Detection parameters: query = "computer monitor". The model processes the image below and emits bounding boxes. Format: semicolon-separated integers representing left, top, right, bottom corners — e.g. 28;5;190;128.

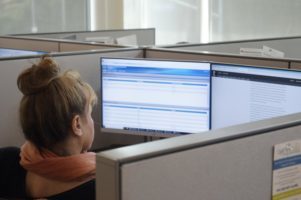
101;58;211;137
0;48;46;58
211;63;301;129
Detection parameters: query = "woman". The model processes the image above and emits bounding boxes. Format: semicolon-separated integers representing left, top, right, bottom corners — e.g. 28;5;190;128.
17;56;97;199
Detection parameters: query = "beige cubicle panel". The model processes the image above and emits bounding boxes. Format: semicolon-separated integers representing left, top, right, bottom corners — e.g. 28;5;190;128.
0;48;145;149
145;48;290;69
96;112;301;200
0;36;130;53
0;36;60;52
58;41;129;52
13;28;156;46
161;36;301;60
289;61;301;70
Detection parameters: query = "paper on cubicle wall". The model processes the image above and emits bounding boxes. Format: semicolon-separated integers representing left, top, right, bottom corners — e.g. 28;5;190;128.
85;36;115;44
115;34;138;46
240;47;263;57
262;45;285;58
240;46;284;58
272;139;301;200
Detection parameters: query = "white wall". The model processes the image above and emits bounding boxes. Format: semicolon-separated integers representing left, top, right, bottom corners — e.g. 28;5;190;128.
92;0;301;45
210;0;301;42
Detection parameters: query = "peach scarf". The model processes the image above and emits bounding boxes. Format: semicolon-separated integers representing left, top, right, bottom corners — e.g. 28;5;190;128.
20;142;96;182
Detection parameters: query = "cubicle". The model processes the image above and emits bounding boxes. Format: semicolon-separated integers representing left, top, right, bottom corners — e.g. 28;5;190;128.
2;32;301;199
161;36;301;60
95;48;301;199
96;112;301;200
0;36;60;52
145;48;291;68
12;28;156;46
1;45;299;149
0;36;130;53
290;61;301;70
0;47;145;149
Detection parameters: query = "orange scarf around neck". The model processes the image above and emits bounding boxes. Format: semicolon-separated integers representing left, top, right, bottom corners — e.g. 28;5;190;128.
20;141;96;182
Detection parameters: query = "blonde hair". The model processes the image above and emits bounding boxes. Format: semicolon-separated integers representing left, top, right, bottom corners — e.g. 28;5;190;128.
17;56;97;150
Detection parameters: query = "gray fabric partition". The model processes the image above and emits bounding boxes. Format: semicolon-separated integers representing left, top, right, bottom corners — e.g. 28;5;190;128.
0;48;144;149
58;42;127;52
13;28;156;46
0;36;128;53
290;61;301;70
145;48;290;68
96;112;301;200
0;36;60;52
161;37;301;60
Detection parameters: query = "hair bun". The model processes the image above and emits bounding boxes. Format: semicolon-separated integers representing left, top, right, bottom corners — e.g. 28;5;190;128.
17;56;60;95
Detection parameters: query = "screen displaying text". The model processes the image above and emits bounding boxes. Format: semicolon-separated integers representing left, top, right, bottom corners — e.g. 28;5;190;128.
101;58;211;136
212;64;301;129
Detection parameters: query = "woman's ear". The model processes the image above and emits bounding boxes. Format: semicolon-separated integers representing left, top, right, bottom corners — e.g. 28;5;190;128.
71;115;83;136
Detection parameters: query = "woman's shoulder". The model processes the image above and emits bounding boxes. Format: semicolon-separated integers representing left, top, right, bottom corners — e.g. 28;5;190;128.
47;179;95;200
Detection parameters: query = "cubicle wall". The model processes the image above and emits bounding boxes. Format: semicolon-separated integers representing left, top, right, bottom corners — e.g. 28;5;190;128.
13;28;156;46
162;36;301;60
0;48;145;149
96;112;301;200
1;46;297;149
0;36;129;53
145;48;290;68
290;61;301;70
0;36;60;52
58;41;128;52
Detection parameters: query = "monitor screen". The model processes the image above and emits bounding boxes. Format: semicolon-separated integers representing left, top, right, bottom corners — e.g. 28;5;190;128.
101;58;211;137
0;48;46;58
211;63;301;129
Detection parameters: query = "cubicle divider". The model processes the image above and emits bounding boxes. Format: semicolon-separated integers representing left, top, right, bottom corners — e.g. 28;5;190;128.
145;48;290;68
96;112;301;200
290;61;301;70
161;36;301;60
0;36;130;53
3;35;301;200
0;48;145;149
58;40;129;52
0;36;60;52
13;28;156;46
2;44;301;150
